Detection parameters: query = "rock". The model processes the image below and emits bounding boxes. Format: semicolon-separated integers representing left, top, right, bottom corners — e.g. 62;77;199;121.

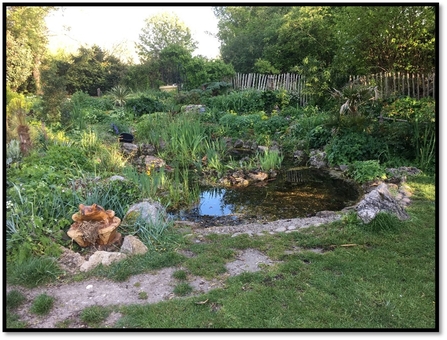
182;105;206;113
233;139;244;148
124;200;166;225
247;171;269;181
121;142;138;156
144;155;166;170
140;143;156;155
293;150;308;166
80;251;127;272
109;175;126;181
57;247;86;274
308;149;328;169
120;235;148;255
356;183;409;223
257;145;269;153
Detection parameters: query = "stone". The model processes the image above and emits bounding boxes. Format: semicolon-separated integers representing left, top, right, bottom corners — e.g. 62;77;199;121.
120;235;148;255
356;183;409;224
308;149;328;169
109;175;126;182
58;247;86;274
257;145;269;153
233;139;244;148
80;251;127;272
247;171;269;181
144;155;166;172
121;142;138;156
124;200;166;225
293;150;308;166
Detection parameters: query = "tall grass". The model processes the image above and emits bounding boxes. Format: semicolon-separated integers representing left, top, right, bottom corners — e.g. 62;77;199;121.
257;149;284;172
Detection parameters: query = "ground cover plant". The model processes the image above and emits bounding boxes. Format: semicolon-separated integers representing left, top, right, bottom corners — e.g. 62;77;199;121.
5;83;437;330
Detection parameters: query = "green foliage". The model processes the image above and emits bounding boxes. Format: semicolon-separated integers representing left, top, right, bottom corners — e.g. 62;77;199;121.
257;149;284;172
7;290;27;310
7;257;63;288
362;212;403;234
332;6;435;74
80;306;111;327
172;270;188;280
173;282;193;296
325;131;383;166
331;83;379;117
204;89;264;114
108;85;131;107
126;93;166;117
346;160;387;183
307;125;332;149
65;45;127;95
6;6;55;92
30;294;55;315
136;12;197;62
381;97;436;173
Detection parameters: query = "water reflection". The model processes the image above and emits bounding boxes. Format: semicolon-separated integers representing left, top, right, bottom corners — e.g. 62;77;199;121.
171;168;361;225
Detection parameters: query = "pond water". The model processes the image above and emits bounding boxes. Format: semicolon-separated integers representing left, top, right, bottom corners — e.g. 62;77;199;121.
170;168;361;227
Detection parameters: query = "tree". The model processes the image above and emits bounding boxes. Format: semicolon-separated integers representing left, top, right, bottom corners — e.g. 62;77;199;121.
332;6;436;74
214;6;290;73
6;6;55;93
136;12;197;62
64;45;127;95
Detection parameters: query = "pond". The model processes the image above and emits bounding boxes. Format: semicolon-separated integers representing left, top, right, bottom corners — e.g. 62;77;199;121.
170;167;361;227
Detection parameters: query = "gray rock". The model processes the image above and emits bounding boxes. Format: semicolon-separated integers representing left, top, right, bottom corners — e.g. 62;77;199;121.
308;149;328;169
356;183;409;224
109;175;126;181
120;235;148;255
233;139;244;148
124;200;166;224
121;143;138;156
293;150;308;166
80;251;127;272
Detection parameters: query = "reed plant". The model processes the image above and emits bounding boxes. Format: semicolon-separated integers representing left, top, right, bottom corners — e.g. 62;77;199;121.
257;149;284;172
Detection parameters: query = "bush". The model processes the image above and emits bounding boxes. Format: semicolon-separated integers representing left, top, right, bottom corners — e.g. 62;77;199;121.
325;131;382;166
126;94;165;117
346;160;387;183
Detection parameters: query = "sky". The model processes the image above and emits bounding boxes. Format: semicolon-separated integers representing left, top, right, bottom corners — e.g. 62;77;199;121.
45;5;221;63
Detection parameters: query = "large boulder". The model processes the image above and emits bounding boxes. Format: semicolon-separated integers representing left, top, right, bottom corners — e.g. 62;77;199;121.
123;200;166;225
356;183;409;223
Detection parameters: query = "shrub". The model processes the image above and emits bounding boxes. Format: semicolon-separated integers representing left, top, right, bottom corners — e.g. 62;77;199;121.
173;282;193;296
346;160;387;183
325;131;382;166
126;94;165;117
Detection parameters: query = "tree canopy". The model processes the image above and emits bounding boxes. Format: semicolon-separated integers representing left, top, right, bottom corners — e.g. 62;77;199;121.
6;6;55;92
136;12;198;62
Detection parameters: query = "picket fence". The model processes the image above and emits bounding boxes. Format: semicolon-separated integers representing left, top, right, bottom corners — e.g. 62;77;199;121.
232;72;436;104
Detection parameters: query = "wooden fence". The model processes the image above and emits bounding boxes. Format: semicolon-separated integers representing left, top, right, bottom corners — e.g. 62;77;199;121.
347;72;436;100
232;73;309;106
232;72;436;104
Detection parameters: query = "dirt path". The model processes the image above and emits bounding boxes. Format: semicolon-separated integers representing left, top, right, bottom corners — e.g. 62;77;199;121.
6;248;280;329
